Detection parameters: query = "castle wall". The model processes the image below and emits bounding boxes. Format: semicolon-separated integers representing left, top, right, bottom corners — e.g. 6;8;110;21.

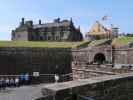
12;31;29;41
72;45;133;80
72;45;112;64
113;47;133;67
0;44;132;83
0;47;72;83
72;45;113;79
42;73;133;100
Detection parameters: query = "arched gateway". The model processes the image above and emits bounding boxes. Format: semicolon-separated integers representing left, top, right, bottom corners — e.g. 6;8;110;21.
94;53;106;64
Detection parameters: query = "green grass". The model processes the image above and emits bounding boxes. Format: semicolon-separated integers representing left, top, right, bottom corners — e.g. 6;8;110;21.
89;39;109;46
112;36;133;47
76;41;91;48
0;36;132;48
0;41;87;48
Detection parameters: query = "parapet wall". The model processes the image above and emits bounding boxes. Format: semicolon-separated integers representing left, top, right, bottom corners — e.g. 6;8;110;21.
42;72;133;100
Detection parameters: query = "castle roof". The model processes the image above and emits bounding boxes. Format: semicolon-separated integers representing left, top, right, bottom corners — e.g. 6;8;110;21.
88;21;110;35
33;20;71;29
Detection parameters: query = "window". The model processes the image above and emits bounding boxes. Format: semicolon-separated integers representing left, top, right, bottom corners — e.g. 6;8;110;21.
52;27;56;31
31;35;34;40
48;36;51;40
56;36;59;40
40;36;43;40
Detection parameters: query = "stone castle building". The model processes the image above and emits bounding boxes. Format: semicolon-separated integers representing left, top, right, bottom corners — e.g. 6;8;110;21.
0;18;132;84
12;18;83;41
86;21;119;40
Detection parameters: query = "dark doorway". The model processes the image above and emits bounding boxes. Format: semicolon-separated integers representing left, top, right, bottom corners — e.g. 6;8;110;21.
94;53;106;64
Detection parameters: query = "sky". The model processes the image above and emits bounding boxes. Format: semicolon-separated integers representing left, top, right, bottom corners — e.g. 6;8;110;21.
0;0;133;40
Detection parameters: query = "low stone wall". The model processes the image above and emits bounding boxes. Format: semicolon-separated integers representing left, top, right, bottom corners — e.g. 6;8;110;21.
72;63;133;80
113;48;133;66
42;73;133;100
72;63;115;80
0;47;72;83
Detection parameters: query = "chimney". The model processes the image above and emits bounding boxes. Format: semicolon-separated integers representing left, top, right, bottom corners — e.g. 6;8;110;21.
54;18;60;23
21;17;25;25
39;19;41;25
70;17;73;25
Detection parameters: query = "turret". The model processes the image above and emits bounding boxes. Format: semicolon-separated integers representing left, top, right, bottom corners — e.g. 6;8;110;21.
70;17;74;27
111;24;119;38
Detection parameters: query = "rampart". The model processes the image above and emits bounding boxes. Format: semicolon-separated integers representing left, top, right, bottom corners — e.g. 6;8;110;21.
0;47;72;83
42;72;133;100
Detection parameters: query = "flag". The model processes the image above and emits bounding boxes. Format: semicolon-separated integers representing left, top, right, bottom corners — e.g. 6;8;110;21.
102;15;108;21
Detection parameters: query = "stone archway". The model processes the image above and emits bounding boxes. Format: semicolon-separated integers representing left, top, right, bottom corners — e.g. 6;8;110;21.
94;53;106;64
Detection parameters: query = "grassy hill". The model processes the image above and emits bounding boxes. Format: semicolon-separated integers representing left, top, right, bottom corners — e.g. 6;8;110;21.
0;41;87;48
112;36;133;47
0;36;132;48
89;39;109;46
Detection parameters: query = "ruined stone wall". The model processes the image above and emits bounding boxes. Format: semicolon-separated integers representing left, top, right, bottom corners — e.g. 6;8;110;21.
0;47;72;83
